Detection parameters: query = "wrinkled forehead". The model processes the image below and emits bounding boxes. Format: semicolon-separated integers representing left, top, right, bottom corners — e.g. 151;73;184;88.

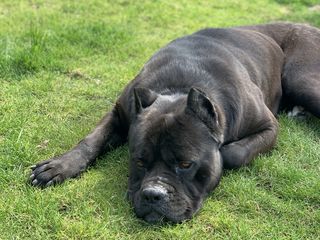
129;111;210;159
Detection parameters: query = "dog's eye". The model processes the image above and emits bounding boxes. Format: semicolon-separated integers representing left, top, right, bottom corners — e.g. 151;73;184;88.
136;159;144;168
178;161;193;169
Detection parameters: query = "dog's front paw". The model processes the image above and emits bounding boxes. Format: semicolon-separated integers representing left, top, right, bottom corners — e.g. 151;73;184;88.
220;142;249;169
29;152;88;188
29;158;68;187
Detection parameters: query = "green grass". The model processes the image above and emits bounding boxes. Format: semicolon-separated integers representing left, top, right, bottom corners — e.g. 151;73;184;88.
0;0;319;239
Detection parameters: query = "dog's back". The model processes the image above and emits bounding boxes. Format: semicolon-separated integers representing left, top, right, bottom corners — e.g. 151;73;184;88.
239;23;320;117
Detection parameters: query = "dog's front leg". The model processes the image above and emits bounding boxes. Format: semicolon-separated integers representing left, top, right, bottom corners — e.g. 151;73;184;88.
29;105;127;187
220;113;278;169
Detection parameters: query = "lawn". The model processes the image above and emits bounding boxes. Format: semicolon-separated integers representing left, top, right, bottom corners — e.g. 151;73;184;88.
0;0;319;239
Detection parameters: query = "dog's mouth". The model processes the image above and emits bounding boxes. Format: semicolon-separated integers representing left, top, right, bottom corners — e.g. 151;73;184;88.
135;199;195;224
140;208;193;224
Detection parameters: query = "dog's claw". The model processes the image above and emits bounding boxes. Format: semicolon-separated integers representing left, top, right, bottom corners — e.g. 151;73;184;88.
30;165;37;170
30;174;35;180
46;181;53;187
32;179;38;185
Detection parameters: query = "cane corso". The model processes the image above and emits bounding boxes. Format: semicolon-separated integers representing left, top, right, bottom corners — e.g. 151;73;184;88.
29;23;320;223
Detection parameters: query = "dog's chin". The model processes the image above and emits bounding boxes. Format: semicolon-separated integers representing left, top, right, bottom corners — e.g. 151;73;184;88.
143;211;166;224
136;205;195;224
141;211;190;224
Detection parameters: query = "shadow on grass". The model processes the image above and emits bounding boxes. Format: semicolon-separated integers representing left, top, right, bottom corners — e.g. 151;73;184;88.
275;1;320;26
0;21;134;80
294;116;320;137
274;0;318;5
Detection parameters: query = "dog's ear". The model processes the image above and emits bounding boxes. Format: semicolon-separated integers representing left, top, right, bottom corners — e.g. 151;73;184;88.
186;87;219;129
134;87;158;114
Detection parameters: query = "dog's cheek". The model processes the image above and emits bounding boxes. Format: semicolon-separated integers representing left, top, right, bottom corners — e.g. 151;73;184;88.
195;156;222;193
128;168;147;196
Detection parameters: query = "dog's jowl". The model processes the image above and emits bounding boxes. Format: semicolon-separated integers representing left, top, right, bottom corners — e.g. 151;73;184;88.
30;23;320;223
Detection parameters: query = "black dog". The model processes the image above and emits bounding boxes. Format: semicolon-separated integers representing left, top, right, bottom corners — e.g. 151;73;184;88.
30;23;320;223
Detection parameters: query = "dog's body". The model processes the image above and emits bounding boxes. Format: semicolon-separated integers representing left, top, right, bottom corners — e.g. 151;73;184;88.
30;23;320;223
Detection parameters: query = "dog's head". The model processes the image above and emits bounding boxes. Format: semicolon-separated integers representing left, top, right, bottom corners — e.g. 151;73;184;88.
127;87;224;223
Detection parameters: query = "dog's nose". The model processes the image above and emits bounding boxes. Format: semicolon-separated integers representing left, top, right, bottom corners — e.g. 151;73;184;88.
141;186;167;204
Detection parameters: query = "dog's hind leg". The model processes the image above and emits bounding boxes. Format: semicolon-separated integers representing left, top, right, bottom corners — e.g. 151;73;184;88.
29;103;128;187
281;24;320;118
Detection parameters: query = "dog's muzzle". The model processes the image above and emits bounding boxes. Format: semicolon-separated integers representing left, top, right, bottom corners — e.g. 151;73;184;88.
141;185;169;205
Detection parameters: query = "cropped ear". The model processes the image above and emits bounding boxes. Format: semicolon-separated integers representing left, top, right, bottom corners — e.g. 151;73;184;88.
186;87;219;129
134;87;158;114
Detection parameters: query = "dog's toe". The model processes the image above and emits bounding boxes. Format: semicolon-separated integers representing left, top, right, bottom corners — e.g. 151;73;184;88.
29;159;66;187
32;179;38;186
287;106;310;119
